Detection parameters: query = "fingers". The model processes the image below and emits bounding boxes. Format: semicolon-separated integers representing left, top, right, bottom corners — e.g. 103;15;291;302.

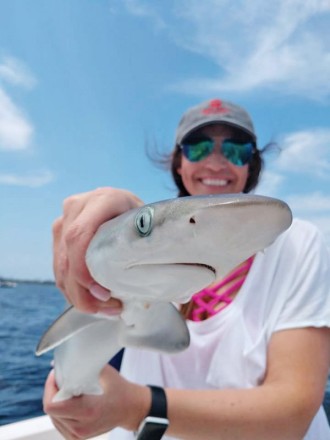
44;365;148;438
43;370;77;419
43;369;58;406
53;217;68;296
50;419;79;440
53;214;97;312
44;371;87;439
52;187;143;313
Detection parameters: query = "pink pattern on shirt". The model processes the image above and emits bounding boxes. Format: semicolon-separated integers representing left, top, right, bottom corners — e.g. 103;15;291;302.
191;256;254;321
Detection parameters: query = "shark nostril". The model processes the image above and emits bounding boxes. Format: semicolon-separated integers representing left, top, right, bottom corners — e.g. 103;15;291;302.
189;217;196;224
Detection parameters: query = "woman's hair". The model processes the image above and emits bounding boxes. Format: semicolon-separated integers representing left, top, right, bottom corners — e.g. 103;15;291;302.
150;125;272;197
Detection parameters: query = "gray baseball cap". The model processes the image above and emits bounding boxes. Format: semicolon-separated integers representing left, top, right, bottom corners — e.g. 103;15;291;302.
175;98;256;145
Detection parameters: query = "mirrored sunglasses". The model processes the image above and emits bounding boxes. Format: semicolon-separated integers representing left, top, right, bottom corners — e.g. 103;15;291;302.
180;137;254;166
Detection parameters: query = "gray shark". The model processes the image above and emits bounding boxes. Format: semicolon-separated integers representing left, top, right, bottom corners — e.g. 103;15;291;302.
36;194;292;401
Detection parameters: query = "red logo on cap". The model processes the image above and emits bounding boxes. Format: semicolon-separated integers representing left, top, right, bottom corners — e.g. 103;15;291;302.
202;99;229;115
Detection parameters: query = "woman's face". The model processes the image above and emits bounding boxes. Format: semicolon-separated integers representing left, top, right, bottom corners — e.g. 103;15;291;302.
177;124;250;196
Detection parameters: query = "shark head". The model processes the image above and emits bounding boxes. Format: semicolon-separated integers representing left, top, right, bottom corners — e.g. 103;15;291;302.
86;194;292;303
37;194;292;402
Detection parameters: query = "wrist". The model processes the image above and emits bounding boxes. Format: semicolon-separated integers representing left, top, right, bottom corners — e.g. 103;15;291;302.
121;383;151;431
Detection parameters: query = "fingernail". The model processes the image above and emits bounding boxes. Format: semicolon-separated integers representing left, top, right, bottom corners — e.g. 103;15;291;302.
100;307;122;316
89;283;112;302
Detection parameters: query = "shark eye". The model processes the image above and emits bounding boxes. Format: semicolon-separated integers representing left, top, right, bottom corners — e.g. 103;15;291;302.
135;207;154;237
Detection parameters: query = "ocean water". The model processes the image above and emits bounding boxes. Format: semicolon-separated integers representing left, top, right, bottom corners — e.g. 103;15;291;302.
0;283;66;426
0;283;329;427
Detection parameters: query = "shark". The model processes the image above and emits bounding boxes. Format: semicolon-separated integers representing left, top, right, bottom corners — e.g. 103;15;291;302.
36;194;292;402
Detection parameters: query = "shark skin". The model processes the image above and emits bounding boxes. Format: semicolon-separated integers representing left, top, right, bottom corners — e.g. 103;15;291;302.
37;302;189;402
36;194;292;402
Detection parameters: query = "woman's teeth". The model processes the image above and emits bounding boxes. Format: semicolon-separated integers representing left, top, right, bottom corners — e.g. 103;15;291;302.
202;178;228;187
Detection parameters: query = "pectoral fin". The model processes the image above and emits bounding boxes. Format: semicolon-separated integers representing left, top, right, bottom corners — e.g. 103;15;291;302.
36;306;108;355
122;302;190;353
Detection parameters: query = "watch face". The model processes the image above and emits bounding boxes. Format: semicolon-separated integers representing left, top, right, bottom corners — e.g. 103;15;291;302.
136;417;169;440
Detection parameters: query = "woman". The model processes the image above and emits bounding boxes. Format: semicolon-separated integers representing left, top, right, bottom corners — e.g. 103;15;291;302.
44;99;330;440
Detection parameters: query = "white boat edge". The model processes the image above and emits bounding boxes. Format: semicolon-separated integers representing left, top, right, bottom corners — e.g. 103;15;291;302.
0;415;109;440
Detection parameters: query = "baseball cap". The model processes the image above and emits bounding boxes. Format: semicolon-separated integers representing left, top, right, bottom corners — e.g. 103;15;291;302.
175;98;256;145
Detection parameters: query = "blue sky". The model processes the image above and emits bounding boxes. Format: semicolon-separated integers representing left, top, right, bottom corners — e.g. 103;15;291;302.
1;0;330;280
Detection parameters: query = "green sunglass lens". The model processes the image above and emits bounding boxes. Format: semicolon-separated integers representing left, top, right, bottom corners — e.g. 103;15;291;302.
182;140;214;162
222;141;253;166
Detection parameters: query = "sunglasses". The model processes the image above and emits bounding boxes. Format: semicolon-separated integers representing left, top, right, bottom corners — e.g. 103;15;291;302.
180;136;254;166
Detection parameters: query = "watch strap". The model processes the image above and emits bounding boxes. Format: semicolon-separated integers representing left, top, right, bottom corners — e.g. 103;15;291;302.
148;385;167;418
135;385;169;439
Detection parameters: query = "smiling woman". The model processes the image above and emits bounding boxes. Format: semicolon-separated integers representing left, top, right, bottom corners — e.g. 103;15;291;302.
42;98;330;440
165;99;266;197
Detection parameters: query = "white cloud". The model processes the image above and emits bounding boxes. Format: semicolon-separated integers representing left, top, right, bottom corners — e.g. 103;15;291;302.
286;192;330;214
0;57;35;151
0;89;34;150
255;170;285;196
255;128;330;198
175;0;330;98
0;56;36;88
0;58;53;190
286;193;330;247
120;0;166;30
0;170;54;187
122;0;330;99
276;129;330;178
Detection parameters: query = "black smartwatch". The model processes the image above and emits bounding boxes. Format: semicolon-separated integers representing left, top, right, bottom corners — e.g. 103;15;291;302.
136;385;169;440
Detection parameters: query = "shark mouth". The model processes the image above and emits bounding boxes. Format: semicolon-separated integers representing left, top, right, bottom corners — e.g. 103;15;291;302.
88;261;218;305
127;262;216;274
175;262;216;275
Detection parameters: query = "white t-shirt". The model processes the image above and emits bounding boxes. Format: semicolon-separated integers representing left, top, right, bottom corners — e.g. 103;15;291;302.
109;219;330;440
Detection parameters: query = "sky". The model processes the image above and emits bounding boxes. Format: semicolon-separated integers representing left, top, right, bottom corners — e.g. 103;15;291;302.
0;0;330;280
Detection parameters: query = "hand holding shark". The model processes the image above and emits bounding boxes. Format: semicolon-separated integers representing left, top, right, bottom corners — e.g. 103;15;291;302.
52;187;143;314
37;194;292;402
